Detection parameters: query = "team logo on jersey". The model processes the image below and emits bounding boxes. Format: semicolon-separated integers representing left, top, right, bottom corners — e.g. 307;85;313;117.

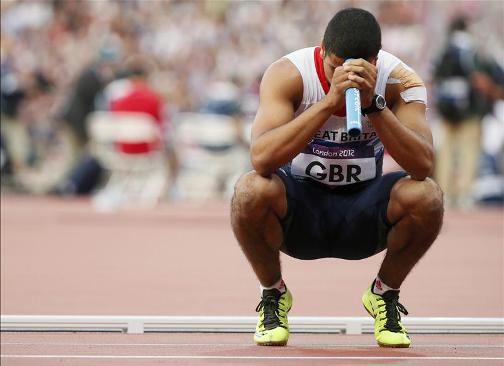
292;140;379;185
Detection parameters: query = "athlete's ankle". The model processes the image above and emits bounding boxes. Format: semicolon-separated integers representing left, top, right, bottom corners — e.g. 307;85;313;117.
372;276;399;296
260;278;286;295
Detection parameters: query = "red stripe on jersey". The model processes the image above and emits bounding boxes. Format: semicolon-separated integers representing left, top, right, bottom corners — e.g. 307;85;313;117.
314;47;330;94
314;46;346;117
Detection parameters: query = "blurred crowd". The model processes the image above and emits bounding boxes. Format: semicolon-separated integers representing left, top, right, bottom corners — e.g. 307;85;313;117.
1;0;503;209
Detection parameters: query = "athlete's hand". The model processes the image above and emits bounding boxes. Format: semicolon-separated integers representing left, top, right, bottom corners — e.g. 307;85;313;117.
322;66;360;112
343;59;377;109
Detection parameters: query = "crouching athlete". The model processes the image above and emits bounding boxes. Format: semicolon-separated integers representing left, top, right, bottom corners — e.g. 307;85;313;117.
231;7;444;348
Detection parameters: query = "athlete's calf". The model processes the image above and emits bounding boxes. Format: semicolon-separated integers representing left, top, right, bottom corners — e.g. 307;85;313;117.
379;177;444;288
230;171;287;287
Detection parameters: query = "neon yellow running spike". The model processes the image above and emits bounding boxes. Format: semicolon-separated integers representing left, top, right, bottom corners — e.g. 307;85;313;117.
254;288;292;346
362;284;411;348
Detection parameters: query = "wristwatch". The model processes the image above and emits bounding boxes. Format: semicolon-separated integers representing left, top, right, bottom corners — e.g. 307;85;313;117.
362;94;386;116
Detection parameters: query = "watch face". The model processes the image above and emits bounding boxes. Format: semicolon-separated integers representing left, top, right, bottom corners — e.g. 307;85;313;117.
376;95;386;109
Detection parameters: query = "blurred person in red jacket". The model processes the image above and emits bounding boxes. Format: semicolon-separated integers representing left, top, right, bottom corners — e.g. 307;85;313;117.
109;72;162;153
103;55;178;194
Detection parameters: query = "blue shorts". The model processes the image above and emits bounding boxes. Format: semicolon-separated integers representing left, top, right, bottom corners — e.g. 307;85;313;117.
275;165;407;260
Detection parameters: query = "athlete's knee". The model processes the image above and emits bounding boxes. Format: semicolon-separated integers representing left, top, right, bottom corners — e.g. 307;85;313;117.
415;178;443;217
394;177;444;218
231;171;282;220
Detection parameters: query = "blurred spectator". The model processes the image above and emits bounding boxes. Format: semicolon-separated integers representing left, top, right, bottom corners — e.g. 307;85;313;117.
377;1;426;74
83;55;178;210
1;48;56;191
1;0;503;203
108;57;163;152
107;54;178;188
0;133;13;180
49;44;122;197
471;58;504;206
58;43;121;160
173;80;249;201
432;16;488;208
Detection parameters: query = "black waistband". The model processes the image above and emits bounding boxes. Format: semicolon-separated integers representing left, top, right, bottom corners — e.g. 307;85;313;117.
298;176;376;193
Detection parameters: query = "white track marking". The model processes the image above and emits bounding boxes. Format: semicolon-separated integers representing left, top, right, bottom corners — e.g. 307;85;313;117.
1;355;504;360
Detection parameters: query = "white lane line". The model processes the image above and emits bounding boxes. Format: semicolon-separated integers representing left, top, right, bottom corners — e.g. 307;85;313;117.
1;342;504;348
1;355;504;360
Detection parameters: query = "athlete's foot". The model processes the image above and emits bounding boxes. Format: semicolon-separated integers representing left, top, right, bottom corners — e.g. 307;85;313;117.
362;284;411;348
254;288;292;346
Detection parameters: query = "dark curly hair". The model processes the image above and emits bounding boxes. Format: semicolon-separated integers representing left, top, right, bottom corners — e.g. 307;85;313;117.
323;8;382;60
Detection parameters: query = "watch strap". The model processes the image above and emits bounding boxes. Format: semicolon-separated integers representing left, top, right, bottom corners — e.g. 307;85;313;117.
362;94;384;115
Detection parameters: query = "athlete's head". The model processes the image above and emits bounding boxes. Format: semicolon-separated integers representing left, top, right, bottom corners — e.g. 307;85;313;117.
323;8;381;60
320;7;381;82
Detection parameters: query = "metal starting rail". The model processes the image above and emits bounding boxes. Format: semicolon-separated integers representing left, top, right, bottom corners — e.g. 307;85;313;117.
2;315;503;334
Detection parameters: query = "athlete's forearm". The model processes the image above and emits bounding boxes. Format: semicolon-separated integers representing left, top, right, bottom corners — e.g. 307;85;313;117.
369;108;434;180
251;100;334;177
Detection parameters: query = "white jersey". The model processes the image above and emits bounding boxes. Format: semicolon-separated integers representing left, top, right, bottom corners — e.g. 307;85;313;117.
283;47;407;186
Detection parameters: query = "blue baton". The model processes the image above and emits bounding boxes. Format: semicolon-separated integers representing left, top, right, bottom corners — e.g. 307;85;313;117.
345;59;362;137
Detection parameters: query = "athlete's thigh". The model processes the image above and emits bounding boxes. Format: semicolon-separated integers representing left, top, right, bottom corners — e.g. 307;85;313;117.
333;171;407;259
234;170;288;219
274;166;335;260
386;174;442;224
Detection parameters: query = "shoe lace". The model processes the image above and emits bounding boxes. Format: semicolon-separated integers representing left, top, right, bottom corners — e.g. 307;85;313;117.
255;295;281;330
380;292;409;333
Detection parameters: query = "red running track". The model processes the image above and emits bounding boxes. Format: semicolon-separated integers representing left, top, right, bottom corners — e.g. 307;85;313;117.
1;195;503;317
1;332;503;366
1;195;503;366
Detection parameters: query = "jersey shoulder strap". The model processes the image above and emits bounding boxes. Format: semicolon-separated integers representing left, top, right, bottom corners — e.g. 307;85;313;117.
376;50;401;96
283;47;323;105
